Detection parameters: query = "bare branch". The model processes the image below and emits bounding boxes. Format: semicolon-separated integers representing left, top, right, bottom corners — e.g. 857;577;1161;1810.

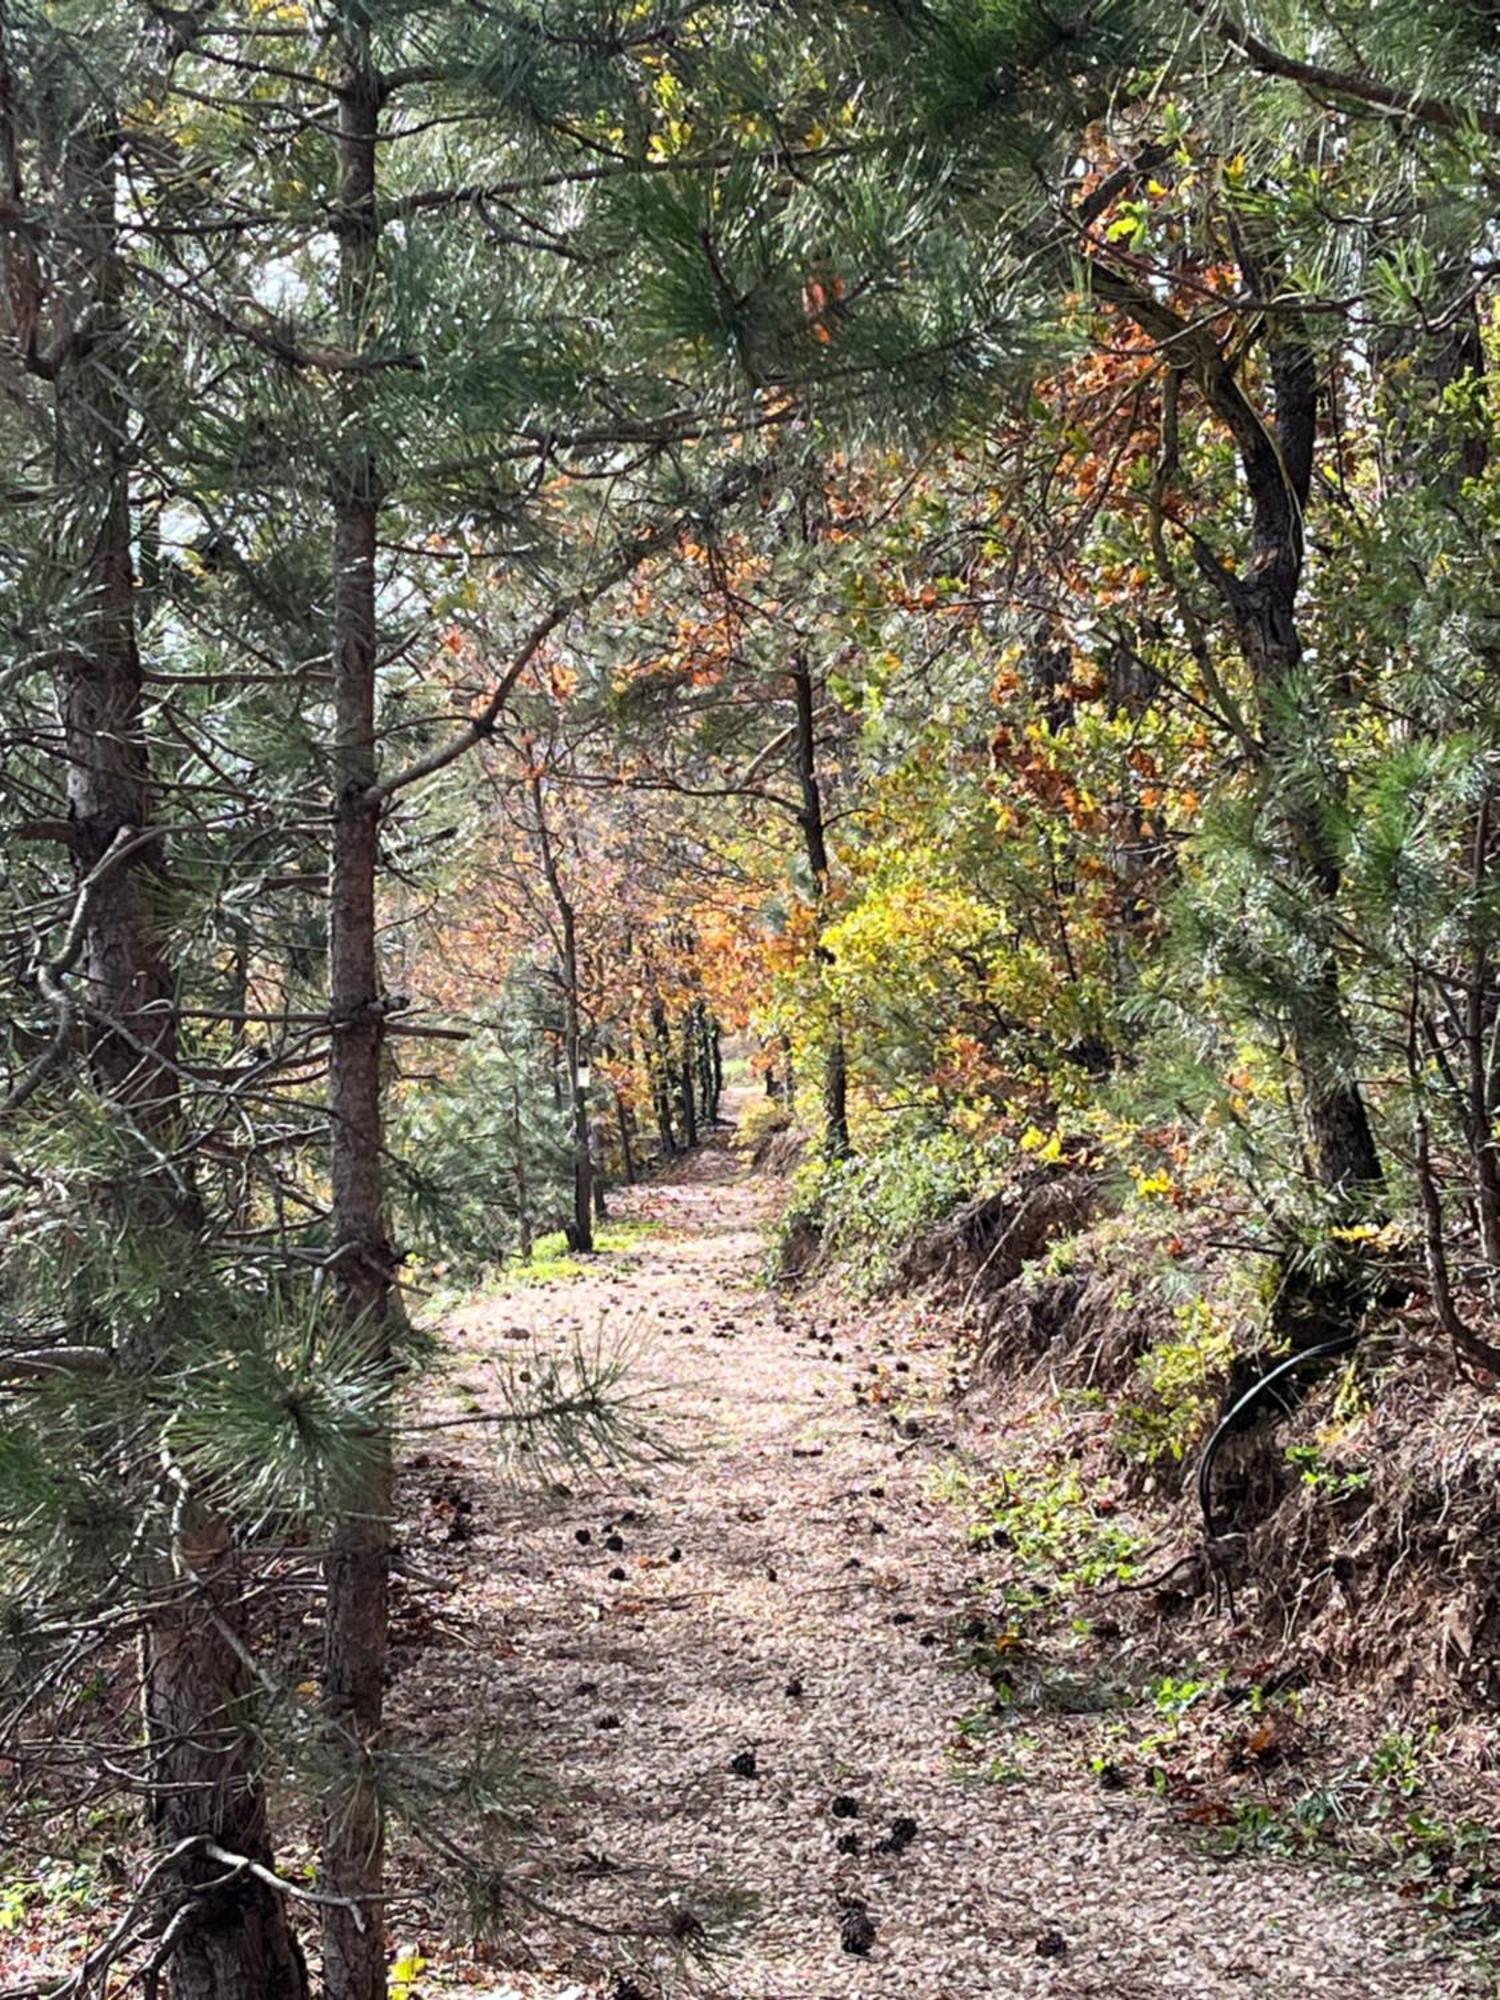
366;462;770;806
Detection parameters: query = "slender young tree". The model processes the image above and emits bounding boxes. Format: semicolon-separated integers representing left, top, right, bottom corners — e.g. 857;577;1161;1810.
790;649;851;1159
525;755;594;1252
319;12;394;1993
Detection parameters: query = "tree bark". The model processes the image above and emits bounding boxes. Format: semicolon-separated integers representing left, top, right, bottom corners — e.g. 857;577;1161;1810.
321;26;393;2000
567;946;593;1249
678;1011;699;1150
1218;327;1382;1198
530;767;592;1250
707;1012;723;1123
512;1079;533;1258
649;994;678;1156
143;1532;310;2000
790;652;850;1160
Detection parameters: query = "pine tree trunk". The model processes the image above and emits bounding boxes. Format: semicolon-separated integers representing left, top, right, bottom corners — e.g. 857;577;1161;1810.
790;653;850;1160
1095;251;1381;1206
679;1013;698;1150
142;1527;310;2000
567;941;593;1250
530;769;592;1250
512;1081;534;1258
650;995;678;1156
1229;336;1381;1199
49;103;306;2000
322;31;392;2000
1236;577;1382;1196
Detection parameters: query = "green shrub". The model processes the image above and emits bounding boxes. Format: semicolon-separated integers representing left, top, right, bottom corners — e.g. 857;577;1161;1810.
786;1126;1001;1290
1114;1296;1235;1466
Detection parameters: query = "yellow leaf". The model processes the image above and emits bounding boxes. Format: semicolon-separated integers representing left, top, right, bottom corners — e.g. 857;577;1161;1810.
389;1945;427;1999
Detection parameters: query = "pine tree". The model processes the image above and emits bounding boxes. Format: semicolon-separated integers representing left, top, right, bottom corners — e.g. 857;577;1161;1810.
0;9;312;1992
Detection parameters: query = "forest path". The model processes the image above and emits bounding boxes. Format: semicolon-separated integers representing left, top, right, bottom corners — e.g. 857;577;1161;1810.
399;1097;1485;2000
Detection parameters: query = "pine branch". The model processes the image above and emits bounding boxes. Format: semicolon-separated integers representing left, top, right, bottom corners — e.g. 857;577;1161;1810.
366;460;771;806
133;264;423;375
386;142;864;221
408;1334;676;1472
0;1346;113;1381
1184;0;1500;141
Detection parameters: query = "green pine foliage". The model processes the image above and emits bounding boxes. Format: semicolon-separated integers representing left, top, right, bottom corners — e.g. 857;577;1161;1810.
390;988;574;1277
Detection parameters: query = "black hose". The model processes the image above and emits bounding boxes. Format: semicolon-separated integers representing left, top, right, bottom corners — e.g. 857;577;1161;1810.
1196;1334;1362;1540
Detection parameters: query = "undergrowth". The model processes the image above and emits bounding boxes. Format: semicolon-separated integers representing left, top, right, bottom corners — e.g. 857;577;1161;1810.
1194;1730;1500;1941
955;1462;1148;1589
421;1221;662;1316
772;1126;1008;1290
1113;1297;1237;1466
503;1221;661;1286
736;1094;794;1157
940;1443;1500;1947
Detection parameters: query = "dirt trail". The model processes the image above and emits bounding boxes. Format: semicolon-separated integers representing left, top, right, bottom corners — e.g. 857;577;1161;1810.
398;1103;1487;2000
